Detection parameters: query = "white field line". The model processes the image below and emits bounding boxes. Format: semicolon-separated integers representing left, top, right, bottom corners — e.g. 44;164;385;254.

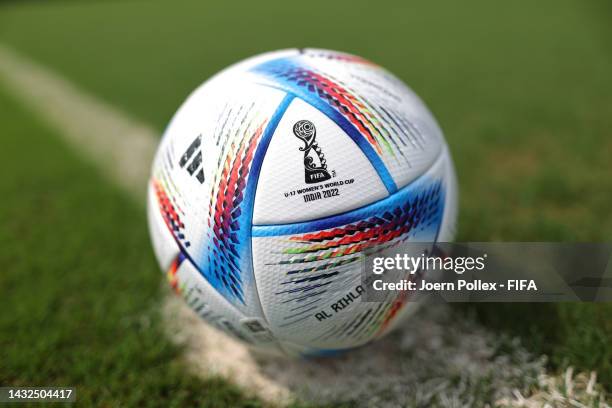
0;45;155;201
0;43;607;407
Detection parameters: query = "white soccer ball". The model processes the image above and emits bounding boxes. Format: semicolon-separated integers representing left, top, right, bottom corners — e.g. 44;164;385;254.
147;49;458;356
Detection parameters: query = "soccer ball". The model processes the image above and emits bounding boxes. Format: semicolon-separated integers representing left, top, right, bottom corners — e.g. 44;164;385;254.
147;49;457;356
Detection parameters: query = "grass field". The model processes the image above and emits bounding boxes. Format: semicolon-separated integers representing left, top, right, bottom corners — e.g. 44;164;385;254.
0;0;611;405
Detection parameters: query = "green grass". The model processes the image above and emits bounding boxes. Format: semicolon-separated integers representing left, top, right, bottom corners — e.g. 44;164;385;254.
0;87;263;406
1;0;611;396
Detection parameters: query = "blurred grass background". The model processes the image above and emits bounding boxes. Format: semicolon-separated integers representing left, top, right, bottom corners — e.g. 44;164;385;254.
1;0;611;401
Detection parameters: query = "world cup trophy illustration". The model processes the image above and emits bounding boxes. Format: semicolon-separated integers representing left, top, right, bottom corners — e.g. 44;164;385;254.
293;120;332;184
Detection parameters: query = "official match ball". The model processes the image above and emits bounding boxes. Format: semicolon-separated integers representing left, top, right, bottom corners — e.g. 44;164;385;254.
147;49;458;356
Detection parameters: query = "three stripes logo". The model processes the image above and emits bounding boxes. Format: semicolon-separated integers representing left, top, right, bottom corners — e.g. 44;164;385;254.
179;135;205;184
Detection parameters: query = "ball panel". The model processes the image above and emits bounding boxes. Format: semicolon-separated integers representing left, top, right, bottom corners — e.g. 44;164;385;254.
253;97;389;225
251;151;451;350
150;79;286;317
166;251;281;351
148;157;283;353
249;49;444;192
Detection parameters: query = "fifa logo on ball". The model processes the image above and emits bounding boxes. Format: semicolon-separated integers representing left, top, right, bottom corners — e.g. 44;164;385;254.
293;120;332;184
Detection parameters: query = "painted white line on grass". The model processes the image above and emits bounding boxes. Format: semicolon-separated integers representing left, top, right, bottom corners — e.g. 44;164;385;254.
0;43;607;407
0;45;156;200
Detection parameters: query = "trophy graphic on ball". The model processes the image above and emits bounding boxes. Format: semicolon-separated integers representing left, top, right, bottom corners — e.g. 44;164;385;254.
293;120;332;184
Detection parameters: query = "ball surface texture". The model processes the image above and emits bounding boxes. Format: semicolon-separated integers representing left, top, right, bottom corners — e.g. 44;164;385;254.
148;49;458;356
